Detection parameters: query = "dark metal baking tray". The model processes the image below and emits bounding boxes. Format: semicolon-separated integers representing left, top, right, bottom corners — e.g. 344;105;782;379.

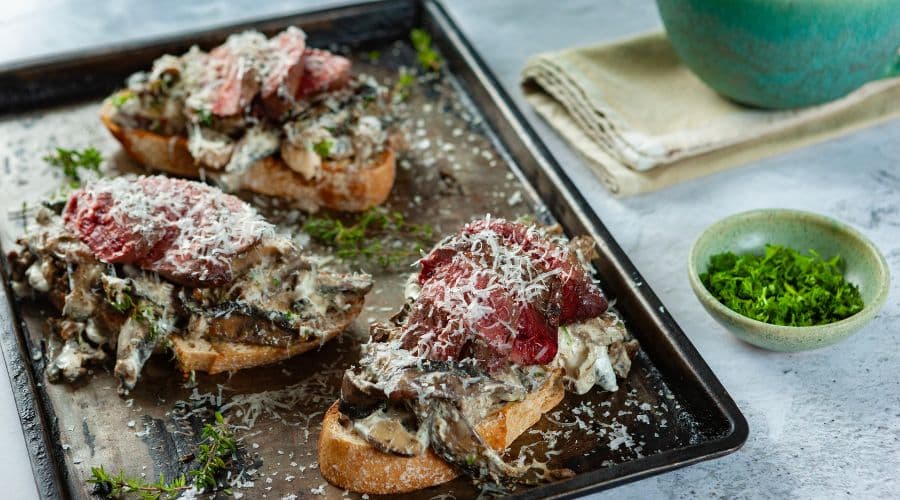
0;1;747;498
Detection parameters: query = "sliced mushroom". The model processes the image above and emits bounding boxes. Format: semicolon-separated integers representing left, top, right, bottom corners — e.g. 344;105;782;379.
280;141;322;181
352;405;428;457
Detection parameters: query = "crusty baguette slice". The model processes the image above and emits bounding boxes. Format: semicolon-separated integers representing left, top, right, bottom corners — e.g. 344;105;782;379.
169;297;364;374
318;368;564;494
169;330;339;375
100;102;396;213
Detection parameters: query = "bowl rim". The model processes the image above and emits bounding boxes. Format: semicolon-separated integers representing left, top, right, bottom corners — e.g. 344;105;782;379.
687;208;891;336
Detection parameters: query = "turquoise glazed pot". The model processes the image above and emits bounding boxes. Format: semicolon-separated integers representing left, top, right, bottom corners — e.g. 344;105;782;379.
656;0;900;109
688;209;890;352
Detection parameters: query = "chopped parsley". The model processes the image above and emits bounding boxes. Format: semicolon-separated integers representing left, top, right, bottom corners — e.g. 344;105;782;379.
313;138;334;158
700;244;864;326
43;147;103;188
303;207;434;269
410;28;442;71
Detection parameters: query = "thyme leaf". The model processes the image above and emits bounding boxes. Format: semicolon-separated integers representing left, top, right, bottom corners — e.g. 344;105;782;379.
313;138;333;158
392;69;416;101
410;28;442;71
88;412;238;499
43;147;103;188
197;108;213;127
111;91;135;108
303;207;434;269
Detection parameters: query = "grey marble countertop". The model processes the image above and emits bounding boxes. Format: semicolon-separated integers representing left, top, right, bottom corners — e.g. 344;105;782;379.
0;1;897;498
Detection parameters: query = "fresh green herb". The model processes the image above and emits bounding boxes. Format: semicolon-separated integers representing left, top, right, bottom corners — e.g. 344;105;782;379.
516;214;537;225
367;50;382;62
313;138;334;158
197;108;213;127
303;207;434;269
392;70;416;101
43;147;103;188
88;466;188;500
560;325;573;344
191;412;238;491
133;303;163;340
700;244;865;327
410;28;442;71
466;454;477;466
111;91;135;108
271;277;281;287
107;291;134;314
88;413;237;499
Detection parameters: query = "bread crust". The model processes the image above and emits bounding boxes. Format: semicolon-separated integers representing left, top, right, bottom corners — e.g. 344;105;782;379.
100;102;396;213
318;369;564;494
169;297;364;374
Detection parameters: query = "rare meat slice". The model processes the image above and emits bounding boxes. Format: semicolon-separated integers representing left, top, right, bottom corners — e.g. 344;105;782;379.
259;27;307;118
402;217;606;367
261;27;307;99
192;29;348;120
206;40;262;117
420;218;607;324
298;48;351;97
64;176;273;287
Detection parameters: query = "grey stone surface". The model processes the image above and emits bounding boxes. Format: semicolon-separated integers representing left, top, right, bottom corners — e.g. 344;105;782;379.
0;1;897;498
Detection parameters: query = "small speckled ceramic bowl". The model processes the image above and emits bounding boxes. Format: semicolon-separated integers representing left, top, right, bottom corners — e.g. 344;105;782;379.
688;209;890;352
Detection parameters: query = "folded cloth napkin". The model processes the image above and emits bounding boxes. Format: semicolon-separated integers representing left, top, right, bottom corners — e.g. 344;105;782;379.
521;32;900;196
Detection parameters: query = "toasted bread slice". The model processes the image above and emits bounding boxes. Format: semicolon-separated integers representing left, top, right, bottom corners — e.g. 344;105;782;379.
169;330;337;375
318;369;564;494
170;299;364;374
100;102;396;213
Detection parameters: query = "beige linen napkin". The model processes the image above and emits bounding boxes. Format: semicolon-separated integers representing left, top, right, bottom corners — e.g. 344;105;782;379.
521;32;900;196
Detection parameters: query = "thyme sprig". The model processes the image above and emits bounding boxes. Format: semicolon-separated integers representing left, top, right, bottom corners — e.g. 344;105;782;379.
43;146;103;188
410;28;442;71
88;413;238;499
303;207;433;268
88;467;188;500
392;69;416;101
191;412;238;491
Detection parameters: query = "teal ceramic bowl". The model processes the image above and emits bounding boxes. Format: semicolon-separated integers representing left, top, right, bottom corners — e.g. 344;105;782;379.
656;0;900;109
688;209;890;351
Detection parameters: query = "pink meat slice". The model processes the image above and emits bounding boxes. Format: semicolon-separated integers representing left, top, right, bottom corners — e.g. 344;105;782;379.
459;218;608;324
297;48;351;97
402;218;606;367
206;45;261;117
64;176;272;287
261;27;307;99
